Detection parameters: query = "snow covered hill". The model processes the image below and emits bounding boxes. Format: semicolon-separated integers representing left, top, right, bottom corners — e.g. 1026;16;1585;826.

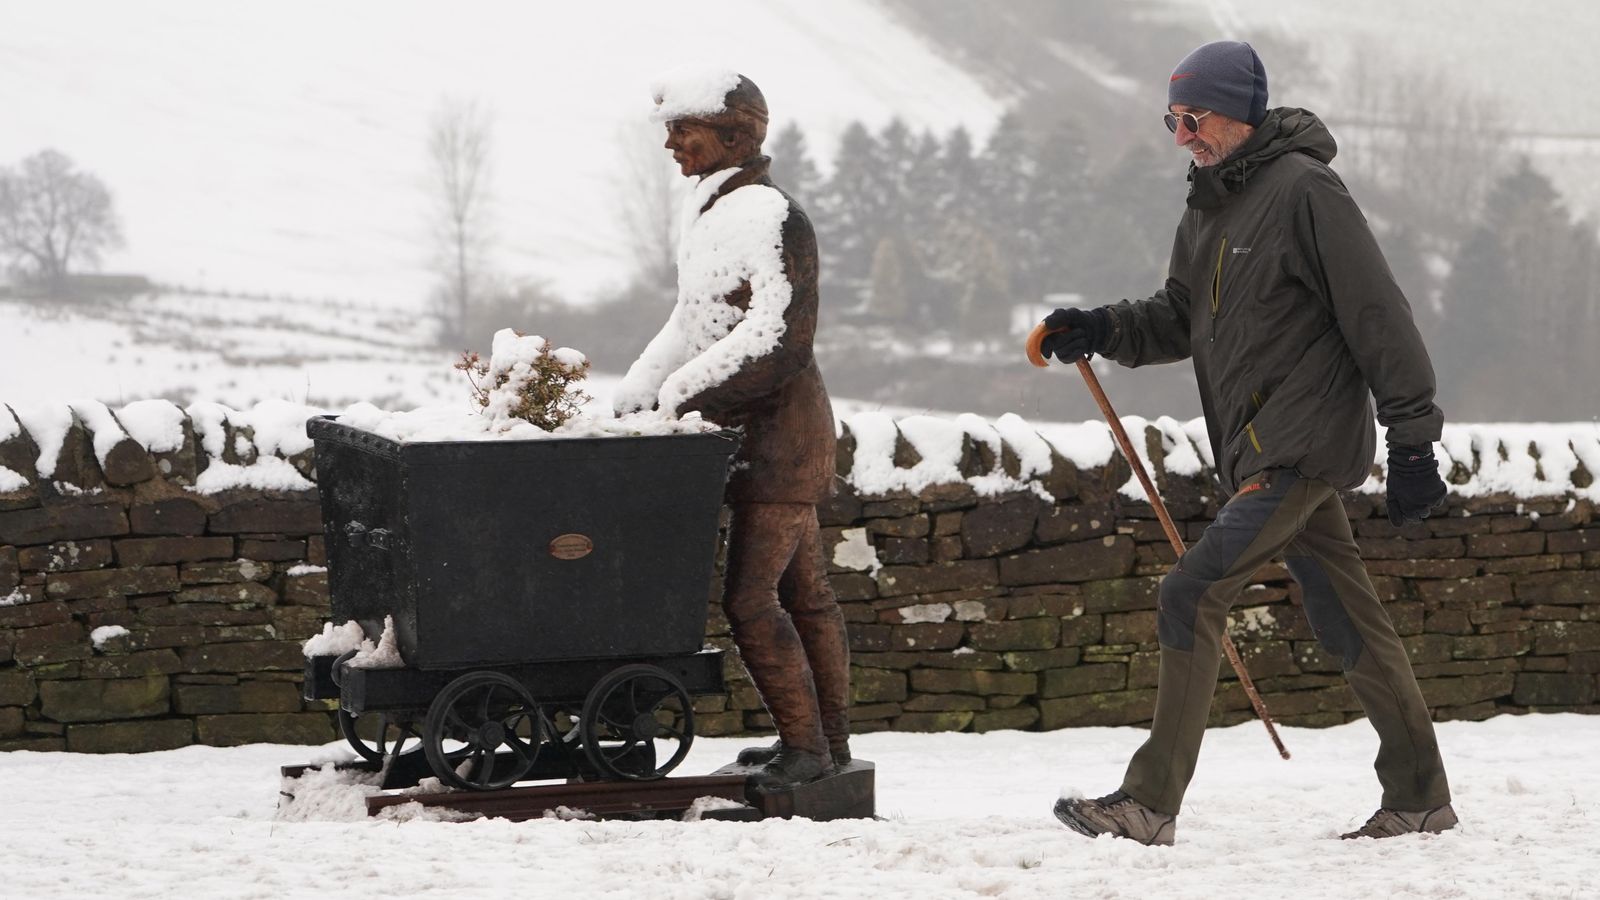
0;0;1001;309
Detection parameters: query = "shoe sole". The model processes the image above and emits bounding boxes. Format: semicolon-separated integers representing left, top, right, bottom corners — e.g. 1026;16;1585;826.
1052;802;1102;839
1053;800;1175;846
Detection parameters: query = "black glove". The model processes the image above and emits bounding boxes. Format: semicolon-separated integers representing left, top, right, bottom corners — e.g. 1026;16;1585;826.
1038;307;1112;363
1386;444;1447;526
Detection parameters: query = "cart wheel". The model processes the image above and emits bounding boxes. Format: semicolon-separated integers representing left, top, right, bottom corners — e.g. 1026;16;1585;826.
423;671;545;791
336;708;423;763
580;664;695;781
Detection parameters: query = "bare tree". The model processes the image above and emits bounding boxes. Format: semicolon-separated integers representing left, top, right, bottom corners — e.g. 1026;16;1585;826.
429;97;495;346
0;149;123;290
615;118;685;294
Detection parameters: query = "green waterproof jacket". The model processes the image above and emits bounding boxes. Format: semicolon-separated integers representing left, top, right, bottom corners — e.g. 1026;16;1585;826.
1102;107;1443;493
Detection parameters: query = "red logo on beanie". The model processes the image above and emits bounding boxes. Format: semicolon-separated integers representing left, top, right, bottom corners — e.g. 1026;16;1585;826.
1171;73;1195;81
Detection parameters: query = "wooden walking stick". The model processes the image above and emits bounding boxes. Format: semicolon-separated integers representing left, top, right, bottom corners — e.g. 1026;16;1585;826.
1026;323;1291;760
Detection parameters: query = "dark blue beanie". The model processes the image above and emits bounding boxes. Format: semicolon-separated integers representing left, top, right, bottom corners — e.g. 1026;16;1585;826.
1168;41;1268;126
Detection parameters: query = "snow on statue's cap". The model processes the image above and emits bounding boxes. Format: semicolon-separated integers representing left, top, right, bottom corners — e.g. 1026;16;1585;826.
650;66;765;124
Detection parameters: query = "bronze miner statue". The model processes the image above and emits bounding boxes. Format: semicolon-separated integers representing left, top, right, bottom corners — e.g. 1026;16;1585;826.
614;69;850;789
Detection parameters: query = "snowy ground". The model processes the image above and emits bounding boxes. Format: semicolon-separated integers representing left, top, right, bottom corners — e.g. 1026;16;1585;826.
2;715;1595;899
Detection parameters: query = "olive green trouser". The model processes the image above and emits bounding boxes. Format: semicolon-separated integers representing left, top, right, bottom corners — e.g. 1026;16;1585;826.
1121;469;1452;816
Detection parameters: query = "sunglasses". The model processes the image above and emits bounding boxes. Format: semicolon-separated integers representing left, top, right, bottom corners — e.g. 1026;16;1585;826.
1163;109;1214;134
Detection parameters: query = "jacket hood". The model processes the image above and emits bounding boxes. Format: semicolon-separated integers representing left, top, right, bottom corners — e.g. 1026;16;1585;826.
1186;107;1336;209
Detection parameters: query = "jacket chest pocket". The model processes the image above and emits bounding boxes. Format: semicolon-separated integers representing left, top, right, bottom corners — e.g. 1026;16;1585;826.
1205;235;1264;325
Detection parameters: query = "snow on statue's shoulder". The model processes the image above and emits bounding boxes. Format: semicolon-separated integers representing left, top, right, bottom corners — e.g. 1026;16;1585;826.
649;65;741;122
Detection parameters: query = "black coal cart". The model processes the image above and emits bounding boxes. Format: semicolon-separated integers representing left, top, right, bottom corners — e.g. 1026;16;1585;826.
300;417;741;791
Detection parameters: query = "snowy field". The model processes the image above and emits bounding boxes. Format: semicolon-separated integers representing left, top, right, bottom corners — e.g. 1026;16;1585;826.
2;715;1595;899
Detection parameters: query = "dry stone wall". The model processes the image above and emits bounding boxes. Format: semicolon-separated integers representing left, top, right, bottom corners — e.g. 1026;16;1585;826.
2;401;1598;752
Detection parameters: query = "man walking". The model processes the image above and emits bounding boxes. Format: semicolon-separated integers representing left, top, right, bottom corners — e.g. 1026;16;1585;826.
1041;41;1455;845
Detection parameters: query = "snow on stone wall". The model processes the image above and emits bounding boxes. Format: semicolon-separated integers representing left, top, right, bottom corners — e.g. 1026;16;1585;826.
1;399;1598;507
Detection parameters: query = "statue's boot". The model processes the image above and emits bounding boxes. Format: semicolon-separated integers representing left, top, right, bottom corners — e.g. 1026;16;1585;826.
736;607;851;766
734;609;831;789
737;536;853;767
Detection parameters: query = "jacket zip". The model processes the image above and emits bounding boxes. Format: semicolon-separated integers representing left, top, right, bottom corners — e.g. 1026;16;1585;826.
1209;235;1228;341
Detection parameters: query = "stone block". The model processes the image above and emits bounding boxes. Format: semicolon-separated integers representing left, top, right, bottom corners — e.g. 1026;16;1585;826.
1128;651;1160;688
1035;502;1115;546
972;707;1040;733
850;668;907;704
0;669;35;705
130;495;209;536
1452;632;1531;660
0;706;22;738
879;537;928;565
13;622;91;664
1433;702;1500;722
172;583;278;607
238;538;308;561
1424;608;1473;635
1414;576;1513;605
282;572;329;606
816;483;862;527
1533;621;1600;655
1001;647;1082;672
968;618;1059;652
0;735;65;751
38;675;170;722
1404;634;1456;665
1000;535;1135;586
829;573;878;602
1513;673;1596;707
114;536;235;567
66;719;194;753
1039;663;1126;698
0;598;71;628
876;560;997;598
1103;610;1157;646
195;712;335;746
139;605;271;627
694;711;745;736
866;514;929;539
1417;674;1515;708
847;703;902;722
903;694;985;712
17;540;113;573
45;567;179;601
180;559;273;585
889;623;964;651
1080;577;1160;613
1467;532;1545;558
891;711;973;732
1365;559;1481;579
1483;556;1562;575
178;640;306;673
1514;571;1600;605
1037;690;1156;728
1004;592;1078;619
1059;614;1105;647
1546;528;1600;554
207;494;323;535
1355;537;1464;560
0;501;128;545
960;496;1042;558
80;649;185;678
174;681;304;715
846;624;891;653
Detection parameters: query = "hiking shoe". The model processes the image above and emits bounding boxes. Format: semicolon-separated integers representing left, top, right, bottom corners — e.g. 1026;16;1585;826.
1053;790;1176;846
747;747;831;790
736;739;852;767
1341;804;1458;839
